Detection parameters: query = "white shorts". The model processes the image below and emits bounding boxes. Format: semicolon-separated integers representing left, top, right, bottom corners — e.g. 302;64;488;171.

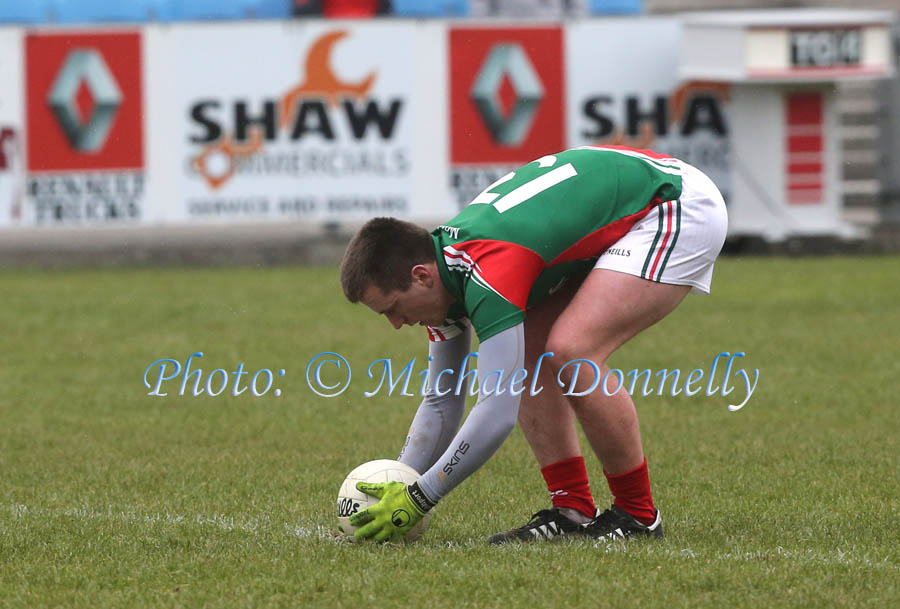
594;162;728;294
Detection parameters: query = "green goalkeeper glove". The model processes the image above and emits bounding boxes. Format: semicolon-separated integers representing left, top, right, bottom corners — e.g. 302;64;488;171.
350;481;431;542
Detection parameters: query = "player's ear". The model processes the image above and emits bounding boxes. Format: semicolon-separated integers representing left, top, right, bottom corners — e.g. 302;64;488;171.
410;264;432;286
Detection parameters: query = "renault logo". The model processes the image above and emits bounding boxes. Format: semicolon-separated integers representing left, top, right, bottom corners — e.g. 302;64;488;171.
470;44;544;146
47;50;123;152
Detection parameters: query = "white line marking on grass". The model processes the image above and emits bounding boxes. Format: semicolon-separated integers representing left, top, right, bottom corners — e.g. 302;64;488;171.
6;503;900;567
594;540;898;570
5;503;336;541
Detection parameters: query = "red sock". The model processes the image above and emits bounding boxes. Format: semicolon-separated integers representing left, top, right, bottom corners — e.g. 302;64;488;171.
604;457;656;526
540;456;596;519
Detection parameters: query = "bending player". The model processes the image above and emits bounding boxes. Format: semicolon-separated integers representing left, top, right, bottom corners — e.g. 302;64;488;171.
340;146;727;543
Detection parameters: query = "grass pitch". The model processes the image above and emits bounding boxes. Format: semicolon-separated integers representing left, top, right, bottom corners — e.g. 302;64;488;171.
1;257;898;608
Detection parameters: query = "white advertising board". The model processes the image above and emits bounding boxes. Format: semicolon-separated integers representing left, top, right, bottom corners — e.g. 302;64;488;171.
565;18;733;203
172;20;449;225
3;14;888;240
0;28;24;228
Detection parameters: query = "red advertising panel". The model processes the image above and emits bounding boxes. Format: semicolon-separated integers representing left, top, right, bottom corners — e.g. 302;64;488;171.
26;32;143;172
450;27;564;164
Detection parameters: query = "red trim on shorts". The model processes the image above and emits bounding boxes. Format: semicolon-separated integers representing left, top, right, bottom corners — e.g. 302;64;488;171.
648;200;674;281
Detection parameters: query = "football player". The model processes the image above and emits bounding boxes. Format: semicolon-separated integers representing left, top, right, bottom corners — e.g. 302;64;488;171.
340;146;727;543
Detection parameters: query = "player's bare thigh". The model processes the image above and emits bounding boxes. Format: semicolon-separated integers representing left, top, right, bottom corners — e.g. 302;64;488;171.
519;278;585;465
523;277;585;367
546;269;690;376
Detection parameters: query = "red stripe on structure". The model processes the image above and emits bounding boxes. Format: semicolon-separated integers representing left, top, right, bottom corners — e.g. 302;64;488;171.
549;199;659;266
788;162;822;174
787;93;823;123
787;135;822;153
432;327;446;341
789;190;823;204
749;66;887;80
648;201;673;281
785;92;824;205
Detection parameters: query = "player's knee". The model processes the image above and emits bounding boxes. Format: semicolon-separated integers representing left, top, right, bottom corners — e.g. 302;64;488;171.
544;333;606;371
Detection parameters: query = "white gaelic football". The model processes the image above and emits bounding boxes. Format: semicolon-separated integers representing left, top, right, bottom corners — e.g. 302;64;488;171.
336;459;432;542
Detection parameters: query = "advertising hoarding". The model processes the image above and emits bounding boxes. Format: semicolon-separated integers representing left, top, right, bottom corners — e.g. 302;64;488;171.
174;22;441;224
24;31;145;225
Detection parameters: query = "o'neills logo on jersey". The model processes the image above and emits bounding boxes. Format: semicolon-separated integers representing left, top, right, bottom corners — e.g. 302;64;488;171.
187;30;408;190
25;32;144;225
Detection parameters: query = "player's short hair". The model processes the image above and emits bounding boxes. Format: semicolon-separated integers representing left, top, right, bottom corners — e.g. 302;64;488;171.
340;217;435;302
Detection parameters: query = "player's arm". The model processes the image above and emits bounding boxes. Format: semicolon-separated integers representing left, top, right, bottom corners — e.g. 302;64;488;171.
351;323;525;541
414;323;524;504
397;322;472;476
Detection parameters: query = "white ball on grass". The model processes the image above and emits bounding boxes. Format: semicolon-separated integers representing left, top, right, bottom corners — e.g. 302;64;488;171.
336;459;432;542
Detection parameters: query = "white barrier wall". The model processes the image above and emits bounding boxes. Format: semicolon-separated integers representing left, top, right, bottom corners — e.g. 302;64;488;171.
1;19;733;230
0;28;24;228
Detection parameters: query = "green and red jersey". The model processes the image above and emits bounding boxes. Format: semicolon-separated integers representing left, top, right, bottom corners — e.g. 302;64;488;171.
429;145;683;342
